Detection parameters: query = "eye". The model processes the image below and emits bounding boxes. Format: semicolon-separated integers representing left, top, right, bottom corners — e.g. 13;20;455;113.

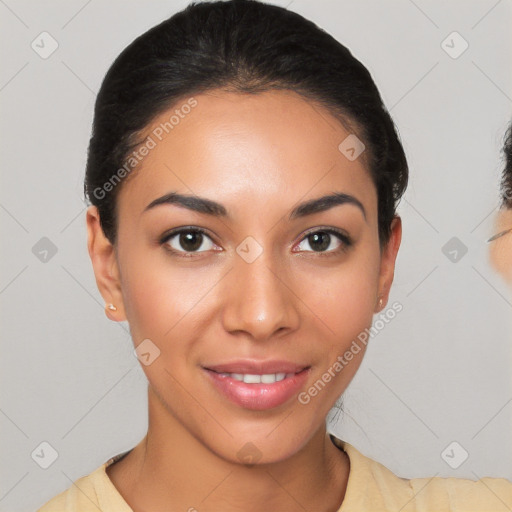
160;227;218;255
294;228;352;254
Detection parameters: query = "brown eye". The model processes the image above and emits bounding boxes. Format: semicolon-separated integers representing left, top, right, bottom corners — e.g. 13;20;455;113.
162;228;216;253
306;232;331;252
295;228;352;254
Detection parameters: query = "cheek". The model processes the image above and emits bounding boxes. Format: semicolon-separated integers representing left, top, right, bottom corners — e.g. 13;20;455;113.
118;246;190;342
118;245;223;345
302;253;380;338
489;210;512;284
297;249;380;395
490;239;512;284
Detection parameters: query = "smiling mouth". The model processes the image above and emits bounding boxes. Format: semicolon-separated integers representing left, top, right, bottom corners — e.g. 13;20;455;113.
208;370;306;384
203;366;311;410
204;360;310;375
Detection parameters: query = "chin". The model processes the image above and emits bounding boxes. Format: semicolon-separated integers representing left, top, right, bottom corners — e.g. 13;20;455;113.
201;426;315;466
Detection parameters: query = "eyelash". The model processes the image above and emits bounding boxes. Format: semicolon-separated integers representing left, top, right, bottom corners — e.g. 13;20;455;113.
159;226;353;258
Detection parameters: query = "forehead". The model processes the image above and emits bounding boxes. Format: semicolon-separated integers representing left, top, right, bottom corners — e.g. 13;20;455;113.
117;89;376;218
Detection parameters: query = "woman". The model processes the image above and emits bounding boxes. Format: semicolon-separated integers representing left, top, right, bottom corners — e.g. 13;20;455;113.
38;1;512;510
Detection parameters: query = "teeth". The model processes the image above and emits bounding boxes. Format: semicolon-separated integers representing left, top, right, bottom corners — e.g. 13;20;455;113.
219;372;292;383
243;374;261;384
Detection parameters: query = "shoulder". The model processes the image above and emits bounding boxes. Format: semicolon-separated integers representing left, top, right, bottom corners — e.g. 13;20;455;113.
333;436;512;512
407;472;512;512
37;451;133;512
37;465;106;512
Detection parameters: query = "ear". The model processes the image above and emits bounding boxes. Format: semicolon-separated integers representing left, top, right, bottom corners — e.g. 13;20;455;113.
86;205;126;321
375;216;402;312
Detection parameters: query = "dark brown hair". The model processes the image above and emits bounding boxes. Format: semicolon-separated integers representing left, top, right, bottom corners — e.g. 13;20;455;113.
84;0;408;245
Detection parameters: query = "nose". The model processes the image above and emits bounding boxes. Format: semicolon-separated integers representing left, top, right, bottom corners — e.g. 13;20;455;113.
221;250;300;341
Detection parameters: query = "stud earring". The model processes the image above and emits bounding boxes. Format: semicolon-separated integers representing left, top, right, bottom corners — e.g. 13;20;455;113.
377;297;383;310
106;303;117;311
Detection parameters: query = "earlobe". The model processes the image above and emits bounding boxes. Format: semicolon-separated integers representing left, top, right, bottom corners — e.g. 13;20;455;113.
86;206;126;322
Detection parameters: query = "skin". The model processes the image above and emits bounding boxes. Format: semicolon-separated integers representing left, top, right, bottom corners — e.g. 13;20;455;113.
489;208;512;283
86;89;402;512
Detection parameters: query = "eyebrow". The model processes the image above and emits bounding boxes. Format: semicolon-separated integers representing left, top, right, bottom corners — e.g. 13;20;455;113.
143;191;366;221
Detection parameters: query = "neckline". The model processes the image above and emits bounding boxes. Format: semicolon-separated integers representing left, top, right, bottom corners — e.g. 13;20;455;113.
106;448;133;468
328;434;355;511
100;435;356;511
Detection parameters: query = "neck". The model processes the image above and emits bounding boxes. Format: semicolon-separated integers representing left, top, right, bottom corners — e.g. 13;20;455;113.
107;386;350;512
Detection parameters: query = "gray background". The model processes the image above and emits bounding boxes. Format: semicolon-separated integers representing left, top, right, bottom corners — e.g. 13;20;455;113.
1;0;511;510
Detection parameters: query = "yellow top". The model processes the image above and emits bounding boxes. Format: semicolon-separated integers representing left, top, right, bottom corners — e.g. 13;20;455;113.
38;435;512;511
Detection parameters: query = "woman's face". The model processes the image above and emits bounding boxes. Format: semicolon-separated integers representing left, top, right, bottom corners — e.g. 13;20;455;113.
88;89;400;463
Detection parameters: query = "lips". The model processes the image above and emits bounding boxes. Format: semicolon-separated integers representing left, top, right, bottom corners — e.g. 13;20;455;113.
202;359;311;410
